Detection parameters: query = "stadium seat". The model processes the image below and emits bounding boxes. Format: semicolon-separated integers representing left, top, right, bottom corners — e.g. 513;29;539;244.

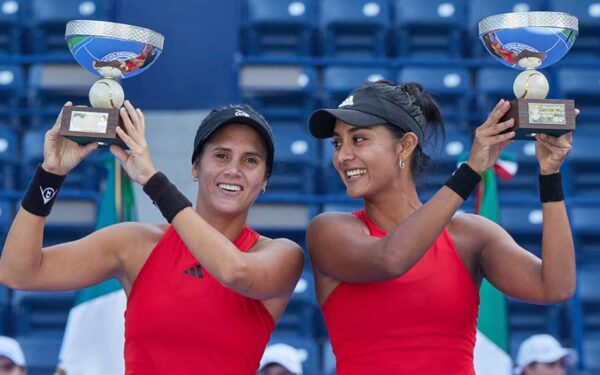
570;205;600;262
12;290;75;336
322;65;392;107
320;0;391;57
0;126;18;189
578;267;600;372
30;0;113;54
419;128;470;199
0;197;13;237
583;333;600;372
548;0;600;58
0;65;24;128
567;137;600;197
497;141;538;198
558;67;600;126
276;270;320;337
0;285;9;335
270;124;318;194
394;0;467;57
499;204;543;256
468;0;544;56
398;66;471;125
268;330;321;373
243;0;316;56
239;64;317;124
474;67;518;123
0;0;22;53
17;334;62;375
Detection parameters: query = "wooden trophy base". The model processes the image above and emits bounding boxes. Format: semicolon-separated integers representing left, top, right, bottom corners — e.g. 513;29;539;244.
501;98;576;140
59;106;127;149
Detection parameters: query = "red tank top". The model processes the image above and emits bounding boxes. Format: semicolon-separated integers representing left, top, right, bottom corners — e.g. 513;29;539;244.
124;225;274;375
322;210;479;375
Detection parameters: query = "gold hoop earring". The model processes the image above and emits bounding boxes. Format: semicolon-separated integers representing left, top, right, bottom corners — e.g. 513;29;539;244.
399;159;405;170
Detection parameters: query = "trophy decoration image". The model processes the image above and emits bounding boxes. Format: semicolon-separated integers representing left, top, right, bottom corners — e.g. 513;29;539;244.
478;12;578;139
61;20;164;147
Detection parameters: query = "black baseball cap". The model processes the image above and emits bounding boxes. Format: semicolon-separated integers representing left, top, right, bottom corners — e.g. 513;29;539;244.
192;105;274;176
309;85;425;150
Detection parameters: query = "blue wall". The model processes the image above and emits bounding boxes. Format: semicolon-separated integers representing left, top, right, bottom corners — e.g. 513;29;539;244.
115;0;239;109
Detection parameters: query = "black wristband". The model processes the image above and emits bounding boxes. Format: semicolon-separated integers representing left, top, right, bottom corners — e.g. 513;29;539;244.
21;165;66;217
143;172;192;223
444;163;482;201
539;172;564;203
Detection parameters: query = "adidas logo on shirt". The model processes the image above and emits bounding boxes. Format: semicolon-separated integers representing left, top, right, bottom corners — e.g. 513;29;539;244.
183;265;204;279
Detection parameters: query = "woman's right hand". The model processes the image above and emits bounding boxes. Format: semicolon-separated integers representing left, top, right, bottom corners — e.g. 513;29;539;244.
41;102;99;176
467;99;516;175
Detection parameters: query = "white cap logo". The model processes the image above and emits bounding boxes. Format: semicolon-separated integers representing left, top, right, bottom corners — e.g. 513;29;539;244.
235;110;250;117
339;95;354;108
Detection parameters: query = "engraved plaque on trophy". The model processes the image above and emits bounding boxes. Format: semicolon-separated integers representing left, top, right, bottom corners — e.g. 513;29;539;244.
479;12;578;139
60;20;164;147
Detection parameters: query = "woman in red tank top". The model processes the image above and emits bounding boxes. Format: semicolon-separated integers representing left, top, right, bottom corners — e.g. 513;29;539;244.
307;80;576;374
0;102;304;374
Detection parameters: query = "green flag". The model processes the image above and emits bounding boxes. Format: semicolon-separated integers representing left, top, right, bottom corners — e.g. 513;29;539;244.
58;157;135;374
473;167;513;374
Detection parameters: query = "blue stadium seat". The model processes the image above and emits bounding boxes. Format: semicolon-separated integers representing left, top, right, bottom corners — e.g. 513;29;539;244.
320;0;391;57
567;137;600;197
0;0;22;53
548;0;600;58
268;330;321;374
17;334;62;375
394;0;467;57
468;0;544;56
0;65;24;128
239;64;317;124
583;333;600;372
419;128;470;199
243;0;316;56
21;127;103;192
0;126;18;189
30;0;113;54
558;68;600;126
570;205;600;262
0;197;14;237
322;65;392;107
270;125;318;194
497;141;538;198
28;64;95;110
12;290;75;336
0;285;9;335
398;66;471;125
499;204;543;256
475;67;518;122
276;270;319;337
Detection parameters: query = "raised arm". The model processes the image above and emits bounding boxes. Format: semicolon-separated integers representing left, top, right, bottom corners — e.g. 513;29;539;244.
110;102;304;300
308;99;516;283
477;131;575;303
0;104;125;291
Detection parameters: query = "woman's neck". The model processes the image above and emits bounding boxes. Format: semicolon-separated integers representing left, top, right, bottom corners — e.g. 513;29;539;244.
362;176;422;232
194;202;250;242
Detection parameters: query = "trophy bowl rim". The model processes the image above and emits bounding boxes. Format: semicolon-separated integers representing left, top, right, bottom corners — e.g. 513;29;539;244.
478;11;578;37
65;20;164;50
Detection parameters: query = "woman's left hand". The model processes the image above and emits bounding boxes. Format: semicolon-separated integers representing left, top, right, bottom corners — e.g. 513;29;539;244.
535;132;573;175
534;108;578;175
109;100;157;185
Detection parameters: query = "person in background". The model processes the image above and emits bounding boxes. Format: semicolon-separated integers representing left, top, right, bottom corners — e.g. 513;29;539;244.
258;343;304;375
0;336;26;375
515;334;576;375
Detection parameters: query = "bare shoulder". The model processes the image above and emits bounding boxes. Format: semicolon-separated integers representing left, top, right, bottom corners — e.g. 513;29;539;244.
253;235;303;256
92;221;167;256
448;213;507;253
308;211;366;237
